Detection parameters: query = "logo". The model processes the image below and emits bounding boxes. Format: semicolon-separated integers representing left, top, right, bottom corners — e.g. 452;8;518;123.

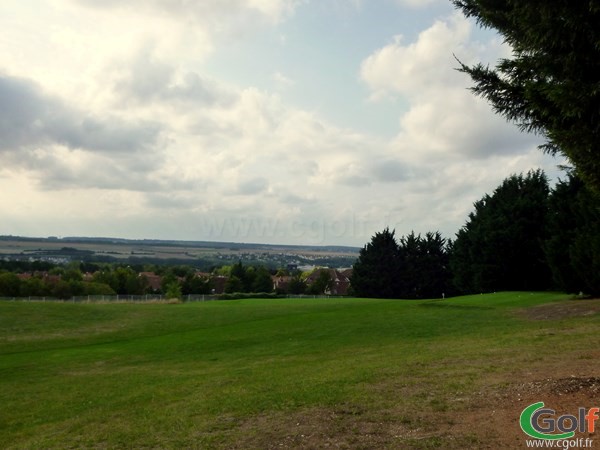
520;402;599;440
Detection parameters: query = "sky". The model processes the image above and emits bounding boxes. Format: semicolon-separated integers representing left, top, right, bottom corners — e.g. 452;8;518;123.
0;0;564;247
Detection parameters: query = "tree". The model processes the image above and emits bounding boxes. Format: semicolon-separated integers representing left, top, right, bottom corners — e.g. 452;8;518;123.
306;269;333;295
0;272;21;297
400;231;451;299
352;229;451;299
165;282;182;300
224;275;244;294
453;1;600;191
351;228;401;298
181;274;211;295
450;170;551;293
544;173;600;295
287;276;307;295
252;266;273;293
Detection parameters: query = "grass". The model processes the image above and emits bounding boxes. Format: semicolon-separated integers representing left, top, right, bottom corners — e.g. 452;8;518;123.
0;292;597;448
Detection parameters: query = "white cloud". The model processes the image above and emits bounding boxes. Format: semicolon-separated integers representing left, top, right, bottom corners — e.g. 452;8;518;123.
0;2;563;246
361;13;539;160
361;14;473;99
272;71;295;89
71;0;302;31
392;0;442;8
354;12;561;243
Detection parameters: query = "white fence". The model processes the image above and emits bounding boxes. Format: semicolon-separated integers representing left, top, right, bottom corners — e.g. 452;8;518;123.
0;294;344;303
0;294;220;303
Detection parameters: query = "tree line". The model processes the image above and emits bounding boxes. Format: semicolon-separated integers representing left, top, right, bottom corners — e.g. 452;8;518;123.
352;170;600;299
0;259;333;299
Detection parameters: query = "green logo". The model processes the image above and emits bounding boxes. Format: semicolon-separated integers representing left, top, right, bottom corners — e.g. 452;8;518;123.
520;402;599;440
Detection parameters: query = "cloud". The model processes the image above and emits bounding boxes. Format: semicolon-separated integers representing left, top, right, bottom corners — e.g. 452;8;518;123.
360;14;472;99
360;13;540;160
370;159;412;183
0;73;161;155
392;0;443;8
272;71;295;89
237;177;270;195
71;0;303;31
112;45;237;108
0;3;563;246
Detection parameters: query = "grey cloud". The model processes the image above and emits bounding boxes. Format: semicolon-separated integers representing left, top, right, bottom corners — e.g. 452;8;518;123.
335;173;372;187
237;177;269;195
28;152;194;193
145;193;202;210
463;125;541;159
332;158;413;187
370;159;410;183
0;74;161;154
114;48;237;108
279;192;317;205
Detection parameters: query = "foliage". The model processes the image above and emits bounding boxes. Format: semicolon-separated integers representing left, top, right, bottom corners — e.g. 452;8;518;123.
93;266;146;295
252;266;274;293
0;272;21;297
399;231;452;299
351;228;401;299
165;282;182;300
181;274;211;295
544;173;600;295
224;275;244;294
306;269;333;295
450;170;551;293
453;0;600;191
287;276;307;295
351;228;450;299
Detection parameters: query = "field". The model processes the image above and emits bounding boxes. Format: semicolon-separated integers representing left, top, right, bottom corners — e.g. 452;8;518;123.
0;236;359;268
1;293;599;449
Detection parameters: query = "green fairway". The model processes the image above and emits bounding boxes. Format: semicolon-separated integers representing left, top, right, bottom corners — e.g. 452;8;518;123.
1;293;598;448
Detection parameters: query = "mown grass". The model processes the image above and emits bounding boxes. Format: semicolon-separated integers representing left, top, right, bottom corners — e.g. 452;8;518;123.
0;292;596;448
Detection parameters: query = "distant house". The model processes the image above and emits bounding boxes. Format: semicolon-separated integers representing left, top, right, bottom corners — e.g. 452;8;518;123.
139;272;162;291
210;275;228;294
272;275;293;292
82;272;95;282
305;268;352;296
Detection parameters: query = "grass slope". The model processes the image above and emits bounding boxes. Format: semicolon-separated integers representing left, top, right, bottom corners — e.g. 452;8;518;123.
0;292;596;448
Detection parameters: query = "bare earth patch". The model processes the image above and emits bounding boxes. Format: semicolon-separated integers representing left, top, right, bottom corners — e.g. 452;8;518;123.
519;298;600;321
230;300;600;449
230;372;599;449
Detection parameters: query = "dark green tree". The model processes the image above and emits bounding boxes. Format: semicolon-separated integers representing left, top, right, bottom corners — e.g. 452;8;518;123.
0;272;21;297
252;266;273;293
544;173;600;295
230;261;254;292
181;274;211;295
450;170;551;293
19;276;47;297
351;228;401;298
306;270;332;295
287;276;307;295
453;0;600;191
393;231;451;299
224;275;244;294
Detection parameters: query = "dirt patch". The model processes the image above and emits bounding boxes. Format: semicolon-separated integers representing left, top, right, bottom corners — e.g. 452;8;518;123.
230;372;600;449
456;374;600;449
227;301;600;449
519;299;600;321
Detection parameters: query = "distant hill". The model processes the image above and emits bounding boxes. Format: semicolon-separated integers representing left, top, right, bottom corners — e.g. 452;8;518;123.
0;235;359;269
